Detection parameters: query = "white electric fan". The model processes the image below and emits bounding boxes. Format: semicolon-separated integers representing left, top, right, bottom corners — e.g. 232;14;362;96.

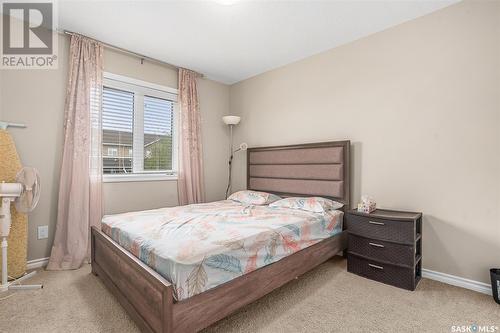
0;167;42;292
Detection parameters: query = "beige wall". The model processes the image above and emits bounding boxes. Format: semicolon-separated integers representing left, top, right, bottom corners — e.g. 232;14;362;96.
1;35;67;262
230;1;500;284
1;34;230;261
0;69;3;119
1;1;498;285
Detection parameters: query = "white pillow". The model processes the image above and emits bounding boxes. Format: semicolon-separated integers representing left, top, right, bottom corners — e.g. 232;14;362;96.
270;197;343;213
228;190;281;205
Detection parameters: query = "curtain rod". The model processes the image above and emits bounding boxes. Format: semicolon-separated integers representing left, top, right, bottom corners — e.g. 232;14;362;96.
61;30;203;77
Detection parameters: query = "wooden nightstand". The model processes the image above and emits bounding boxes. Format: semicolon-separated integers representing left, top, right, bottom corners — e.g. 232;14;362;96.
346;208;422;291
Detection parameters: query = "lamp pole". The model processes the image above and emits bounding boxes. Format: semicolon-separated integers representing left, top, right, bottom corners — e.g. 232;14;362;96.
225;124;234;199
229;124;234;156
222;115;243;199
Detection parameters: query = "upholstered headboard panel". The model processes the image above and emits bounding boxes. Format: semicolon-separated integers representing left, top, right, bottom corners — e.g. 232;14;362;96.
247;141;350;207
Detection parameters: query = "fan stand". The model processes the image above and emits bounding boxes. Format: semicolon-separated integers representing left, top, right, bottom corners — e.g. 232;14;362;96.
1;197;43;293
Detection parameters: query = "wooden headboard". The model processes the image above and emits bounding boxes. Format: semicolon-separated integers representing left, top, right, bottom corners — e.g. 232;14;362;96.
246;140;350;208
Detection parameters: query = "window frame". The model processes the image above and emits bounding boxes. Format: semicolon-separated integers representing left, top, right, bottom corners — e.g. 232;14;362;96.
102;72;179;183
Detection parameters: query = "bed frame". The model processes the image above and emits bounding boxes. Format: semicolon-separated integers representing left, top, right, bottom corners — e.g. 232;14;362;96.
91;140;350;333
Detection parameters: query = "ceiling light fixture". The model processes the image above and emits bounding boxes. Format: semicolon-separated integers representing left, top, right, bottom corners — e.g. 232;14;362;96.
213;0;239;5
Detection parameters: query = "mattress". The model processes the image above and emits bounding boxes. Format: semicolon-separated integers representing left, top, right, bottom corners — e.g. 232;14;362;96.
101;200;343;301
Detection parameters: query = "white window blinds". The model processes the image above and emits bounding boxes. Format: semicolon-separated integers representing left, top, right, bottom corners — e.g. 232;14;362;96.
102;87;134;174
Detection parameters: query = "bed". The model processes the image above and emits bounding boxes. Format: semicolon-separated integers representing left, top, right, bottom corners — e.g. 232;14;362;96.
91;140;350;332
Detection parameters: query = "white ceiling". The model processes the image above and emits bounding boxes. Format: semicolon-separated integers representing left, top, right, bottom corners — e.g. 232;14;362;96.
58;0;458;84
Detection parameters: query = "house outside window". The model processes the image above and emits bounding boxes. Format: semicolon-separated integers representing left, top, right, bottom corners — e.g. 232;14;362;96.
107;147;118;157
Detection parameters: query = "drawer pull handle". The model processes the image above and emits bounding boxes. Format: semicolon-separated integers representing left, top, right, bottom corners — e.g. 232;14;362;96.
369;242;385;248
368;263;384;270
368;221;385;226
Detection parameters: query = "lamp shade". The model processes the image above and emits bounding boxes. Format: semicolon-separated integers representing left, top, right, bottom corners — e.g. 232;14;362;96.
222;115;241;125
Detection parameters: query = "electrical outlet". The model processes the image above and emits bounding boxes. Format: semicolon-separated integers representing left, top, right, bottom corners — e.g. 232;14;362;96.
37;225;48;240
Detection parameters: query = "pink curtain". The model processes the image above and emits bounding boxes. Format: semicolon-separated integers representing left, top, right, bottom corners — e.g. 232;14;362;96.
177;69;205;205
47;35;103;270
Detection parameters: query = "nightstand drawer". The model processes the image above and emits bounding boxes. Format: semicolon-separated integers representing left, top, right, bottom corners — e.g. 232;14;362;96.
348;234;414;266
347;253;415;290
346;215;414;244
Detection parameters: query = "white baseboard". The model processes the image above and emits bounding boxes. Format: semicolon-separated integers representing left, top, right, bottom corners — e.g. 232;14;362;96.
422;269;492;296
24;256;493;296
26;257;49;270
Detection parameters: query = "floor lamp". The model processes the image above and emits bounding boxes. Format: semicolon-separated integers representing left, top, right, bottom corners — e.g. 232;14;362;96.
222;116;247;199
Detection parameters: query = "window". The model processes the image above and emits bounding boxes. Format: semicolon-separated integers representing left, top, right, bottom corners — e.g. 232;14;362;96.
107;147;118;157
102;73;178;182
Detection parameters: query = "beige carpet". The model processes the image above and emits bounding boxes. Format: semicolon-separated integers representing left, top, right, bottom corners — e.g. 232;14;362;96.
1;257;498;333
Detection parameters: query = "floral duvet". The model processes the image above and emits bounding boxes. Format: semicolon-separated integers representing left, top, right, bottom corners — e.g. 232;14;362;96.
101;200;343;300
